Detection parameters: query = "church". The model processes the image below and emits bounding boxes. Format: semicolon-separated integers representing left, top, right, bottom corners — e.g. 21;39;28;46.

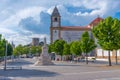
50;7;103;43
50;7;120;59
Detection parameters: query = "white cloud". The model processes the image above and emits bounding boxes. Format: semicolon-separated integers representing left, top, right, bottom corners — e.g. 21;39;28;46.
0;6;47;45
8;34;31;46
74;9;104;17
47;6;54;14
56;0;119;25
0;0;120;46
7;33;50;46
0;6;46;28
0;28;15;34
72;0;107;17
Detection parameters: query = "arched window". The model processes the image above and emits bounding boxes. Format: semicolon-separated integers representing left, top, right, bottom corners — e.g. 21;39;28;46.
54;17;58;21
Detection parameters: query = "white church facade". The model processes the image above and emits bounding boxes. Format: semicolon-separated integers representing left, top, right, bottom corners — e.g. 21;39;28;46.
50;7;120;59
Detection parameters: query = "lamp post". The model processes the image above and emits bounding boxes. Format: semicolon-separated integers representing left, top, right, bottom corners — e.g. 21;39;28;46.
36;48;39;57
4;41;8;71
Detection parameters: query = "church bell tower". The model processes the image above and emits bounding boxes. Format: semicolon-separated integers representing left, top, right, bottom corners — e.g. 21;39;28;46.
51;6;61;27
50;6;61;43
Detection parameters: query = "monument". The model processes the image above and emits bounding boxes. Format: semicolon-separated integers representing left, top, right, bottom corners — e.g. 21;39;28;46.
34;37;54;65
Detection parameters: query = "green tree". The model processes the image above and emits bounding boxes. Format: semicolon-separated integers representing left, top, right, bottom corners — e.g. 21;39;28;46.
22;46;29;54
31;46;37;54
80;31;96;64
36;46;42;56
13;45;42;57
13;44;23;56
111;18;120;65
13;48;18;56
0;36;5;56
53;39;66;60
113;34;120;64
63;43;70;55
30;46;42;56
48;43;54;53
92;16;120;66
7;43;13;56
0;35;13;57
70;41;82;56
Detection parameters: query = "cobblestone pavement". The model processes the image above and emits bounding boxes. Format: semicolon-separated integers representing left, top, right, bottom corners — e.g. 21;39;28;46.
0;58;120;80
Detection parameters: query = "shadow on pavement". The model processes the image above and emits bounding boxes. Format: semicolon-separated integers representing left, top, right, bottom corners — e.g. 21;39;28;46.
6;61;33;66
0;69;59;78
54;64;80;66
0;77;13;80
2;59;34;66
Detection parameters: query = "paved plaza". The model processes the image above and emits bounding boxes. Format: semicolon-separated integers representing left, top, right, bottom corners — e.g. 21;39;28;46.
0;58;120;80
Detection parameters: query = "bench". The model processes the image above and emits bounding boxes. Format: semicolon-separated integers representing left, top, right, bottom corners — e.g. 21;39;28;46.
5;66;22;70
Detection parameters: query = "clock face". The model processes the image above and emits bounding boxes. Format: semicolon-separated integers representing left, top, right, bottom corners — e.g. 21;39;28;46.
53;22;59;27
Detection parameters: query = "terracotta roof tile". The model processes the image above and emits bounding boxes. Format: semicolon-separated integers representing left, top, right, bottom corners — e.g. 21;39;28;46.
89;17;103;26
61;26;90;30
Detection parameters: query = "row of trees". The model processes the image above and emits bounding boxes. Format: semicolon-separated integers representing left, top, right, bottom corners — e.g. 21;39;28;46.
0;35;13;57
49;16;120;66
1;16;120;66
13;45;42;56
0;33;42;58
48;31;96;64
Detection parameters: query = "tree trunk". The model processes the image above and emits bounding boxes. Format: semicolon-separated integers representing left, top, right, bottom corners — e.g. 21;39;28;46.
61;55;62;61
115;50;118;65
86;53;88;64
108;50;112;66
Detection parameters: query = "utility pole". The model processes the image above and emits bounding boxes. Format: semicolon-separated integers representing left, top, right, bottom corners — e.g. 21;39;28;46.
4;41;7;71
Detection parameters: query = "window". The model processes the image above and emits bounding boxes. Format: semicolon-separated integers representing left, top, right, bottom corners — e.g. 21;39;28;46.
54;17;58;21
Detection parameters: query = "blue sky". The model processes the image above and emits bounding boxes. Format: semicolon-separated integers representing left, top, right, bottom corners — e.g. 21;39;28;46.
0;0;120;46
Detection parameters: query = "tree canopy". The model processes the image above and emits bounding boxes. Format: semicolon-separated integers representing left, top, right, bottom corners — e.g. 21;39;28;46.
70;41;82;56
80;31;96;64
92;16;120;66
0;34;13;57
63;43;70;55
48;43;54;53
54;39;66;56
13;45;42;56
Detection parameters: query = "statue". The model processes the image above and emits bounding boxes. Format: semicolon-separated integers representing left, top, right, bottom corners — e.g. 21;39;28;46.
44;37;46;46
34;37;54;65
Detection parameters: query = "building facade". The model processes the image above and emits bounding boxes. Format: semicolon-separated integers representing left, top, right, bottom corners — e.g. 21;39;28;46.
50;7;102;56
32;38;39;46
50;7;120;59
50;7;103;43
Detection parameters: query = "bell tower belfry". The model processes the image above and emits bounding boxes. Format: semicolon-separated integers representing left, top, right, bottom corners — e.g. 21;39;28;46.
50;6;61;43
51;6;61;27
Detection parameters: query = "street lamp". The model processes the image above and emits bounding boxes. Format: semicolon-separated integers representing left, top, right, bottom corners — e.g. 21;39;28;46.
4;41;8;71
36;48;39;57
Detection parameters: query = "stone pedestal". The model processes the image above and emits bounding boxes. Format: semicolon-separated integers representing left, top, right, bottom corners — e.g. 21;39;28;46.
34;38;54;66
